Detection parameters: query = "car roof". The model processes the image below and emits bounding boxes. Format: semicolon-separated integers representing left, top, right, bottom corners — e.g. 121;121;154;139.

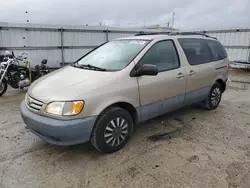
116;34;217;41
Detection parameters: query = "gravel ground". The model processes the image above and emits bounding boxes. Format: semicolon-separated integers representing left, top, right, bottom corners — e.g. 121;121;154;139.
0;70;249;188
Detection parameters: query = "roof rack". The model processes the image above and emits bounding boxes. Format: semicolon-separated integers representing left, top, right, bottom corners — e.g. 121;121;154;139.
134;31;171;36
134;31;217;40
169;32;217;39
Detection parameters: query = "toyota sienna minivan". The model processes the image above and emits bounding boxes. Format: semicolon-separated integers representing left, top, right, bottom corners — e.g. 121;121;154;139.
21;33;229;153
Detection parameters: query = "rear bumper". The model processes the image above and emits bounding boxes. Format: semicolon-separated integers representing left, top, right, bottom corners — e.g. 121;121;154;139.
20;101;97;146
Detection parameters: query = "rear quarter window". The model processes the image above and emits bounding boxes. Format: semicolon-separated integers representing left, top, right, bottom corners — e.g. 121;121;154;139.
205;40;227;61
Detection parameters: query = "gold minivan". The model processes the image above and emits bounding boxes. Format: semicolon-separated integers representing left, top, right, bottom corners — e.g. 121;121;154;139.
21;33;229;153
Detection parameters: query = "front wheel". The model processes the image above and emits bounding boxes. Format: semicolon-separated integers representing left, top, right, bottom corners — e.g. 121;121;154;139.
0;79;8;97
91;107;134;153
203;82;222;110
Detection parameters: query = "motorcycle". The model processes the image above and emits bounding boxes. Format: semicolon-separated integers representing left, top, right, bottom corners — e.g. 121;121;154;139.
0;51;49;96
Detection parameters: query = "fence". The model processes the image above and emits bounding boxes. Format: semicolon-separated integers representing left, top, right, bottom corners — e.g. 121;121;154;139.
0;23;161;67
0;22;250;67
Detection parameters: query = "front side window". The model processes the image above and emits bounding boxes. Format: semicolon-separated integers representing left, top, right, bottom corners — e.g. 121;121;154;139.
178;38;212;65
140;40;180;71
76;40;149;71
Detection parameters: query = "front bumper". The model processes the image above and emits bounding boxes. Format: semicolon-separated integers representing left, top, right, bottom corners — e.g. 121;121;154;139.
20;101;97;146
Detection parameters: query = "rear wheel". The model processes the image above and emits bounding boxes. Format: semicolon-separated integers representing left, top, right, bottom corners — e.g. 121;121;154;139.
0;79;8;97
204;82;222;110
91;107;133;153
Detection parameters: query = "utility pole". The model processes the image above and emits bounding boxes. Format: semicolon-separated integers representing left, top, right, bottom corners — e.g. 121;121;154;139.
171;12;175;30
167;22;170;29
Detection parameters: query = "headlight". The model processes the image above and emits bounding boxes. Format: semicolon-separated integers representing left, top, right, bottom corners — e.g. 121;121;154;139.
45;101;84;116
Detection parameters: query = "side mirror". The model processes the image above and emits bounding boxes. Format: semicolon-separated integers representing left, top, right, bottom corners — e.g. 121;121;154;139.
136;64;158;76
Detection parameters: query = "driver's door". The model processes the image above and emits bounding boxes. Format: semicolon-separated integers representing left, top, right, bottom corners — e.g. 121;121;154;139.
137;40;186;121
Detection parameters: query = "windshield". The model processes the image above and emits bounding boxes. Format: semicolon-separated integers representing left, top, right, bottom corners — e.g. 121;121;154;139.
76;40;149;71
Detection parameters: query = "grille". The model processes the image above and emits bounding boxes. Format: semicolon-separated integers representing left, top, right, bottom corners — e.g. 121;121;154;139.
26;95;43;111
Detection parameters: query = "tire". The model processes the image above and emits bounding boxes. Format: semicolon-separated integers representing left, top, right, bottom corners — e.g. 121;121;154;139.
204;82;222;110
0;79;8;97
91;107;134;153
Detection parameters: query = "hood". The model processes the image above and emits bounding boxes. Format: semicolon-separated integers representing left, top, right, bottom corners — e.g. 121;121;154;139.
28;66;116;102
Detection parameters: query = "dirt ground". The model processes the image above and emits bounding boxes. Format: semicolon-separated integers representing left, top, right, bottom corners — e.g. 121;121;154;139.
0;69;250;188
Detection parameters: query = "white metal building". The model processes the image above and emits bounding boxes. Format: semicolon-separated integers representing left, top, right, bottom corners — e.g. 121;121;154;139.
0;22;249;67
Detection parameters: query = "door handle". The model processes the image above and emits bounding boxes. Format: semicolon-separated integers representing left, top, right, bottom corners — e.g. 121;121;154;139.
176;73;185;79
188;70;195;76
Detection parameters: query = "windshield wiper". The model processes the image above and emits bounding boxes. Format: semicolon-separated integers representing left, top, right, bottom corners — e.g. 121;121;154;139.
73;63;106;71
86;64;106;71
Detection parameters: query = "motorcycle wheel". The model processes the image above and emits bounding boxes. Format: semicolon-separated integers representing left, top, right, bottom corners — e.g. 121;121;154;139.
0;79;8;97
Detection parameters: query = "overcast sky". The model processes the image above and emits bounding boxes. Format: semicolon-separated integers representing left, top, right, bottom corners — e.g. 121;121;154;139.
0;0;249;30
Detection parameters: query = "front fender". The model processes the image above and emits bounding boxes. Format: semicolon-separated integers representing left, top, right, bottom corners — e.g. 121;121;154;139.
93;97;136;116
79;87;140;118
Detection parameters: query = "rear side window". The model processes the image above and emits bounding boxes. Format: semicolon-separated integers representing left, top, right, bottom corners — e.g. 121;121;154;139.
140;40;180;71
206;40;227;61
178;38;212;65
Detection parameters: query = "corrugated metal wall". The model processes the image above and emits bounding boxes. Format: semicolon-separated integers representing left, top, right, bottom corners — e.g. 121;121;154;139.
0;23;149;67
0;23;249;67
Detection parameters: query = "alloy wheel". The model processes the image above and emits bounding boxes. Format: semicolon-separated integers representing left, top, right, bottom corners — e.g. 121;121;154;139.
211;87;221;106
